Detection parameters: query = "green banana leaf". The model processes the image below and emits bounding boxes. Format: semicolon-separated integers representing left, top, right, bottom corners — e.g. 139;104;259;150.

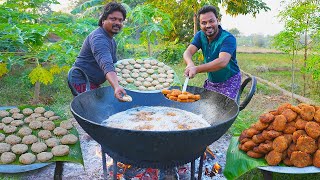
0;106;83;166
223;136;268;180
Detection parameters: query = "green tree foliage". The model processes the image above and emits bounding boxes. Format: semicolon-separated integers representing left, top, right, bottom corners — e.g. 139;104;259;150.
155;40;186;64
228;28;241;37
71;0;105;17
251;34;266;47
0;0;56;70
307;30;320;81
273;0;320;96
71;0;271;46
126;4;174;56
0;0;97;103
146;0;270;43
222;0;270;16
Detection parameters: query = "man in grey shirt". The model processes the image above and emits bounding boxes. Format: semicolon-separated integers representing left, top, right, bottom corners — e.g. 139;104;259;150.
70;2;126;101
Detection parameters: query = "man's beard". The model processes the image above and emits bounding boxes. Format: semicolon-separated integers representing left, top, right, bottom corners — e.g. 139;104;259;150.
112;24;122;34
205;28;216;37
112;31;120;34
206;32;215;37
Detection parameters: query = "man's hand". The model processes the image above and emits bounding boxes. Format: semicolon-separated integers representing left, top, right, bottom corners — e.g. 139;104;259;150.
106;71;127;101
114;86;126;101
184;65;197;79
185;63;195;69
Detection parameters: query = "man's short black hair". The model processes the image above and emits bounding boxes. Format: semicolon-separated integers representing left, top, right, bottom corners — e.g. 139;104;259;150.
197;5;218;19
98;2;127;27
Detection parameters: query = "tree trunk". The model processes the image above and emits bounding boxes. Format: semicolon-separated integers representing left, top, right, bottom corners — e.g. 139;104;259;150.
193;13;197;35
148;39;152;57
291;53;295;101
33;81;40;104
303;22;308;96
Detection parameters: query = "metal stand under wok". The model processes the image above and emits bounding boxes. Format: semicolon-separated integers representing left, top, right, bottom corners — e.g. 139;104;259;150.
100;146;205;180
68;67;257;180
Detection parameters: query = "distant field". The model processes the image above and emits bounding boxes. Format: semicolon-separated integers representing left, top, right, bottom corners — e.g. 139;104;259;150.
237;46;282;54
237;53;319;102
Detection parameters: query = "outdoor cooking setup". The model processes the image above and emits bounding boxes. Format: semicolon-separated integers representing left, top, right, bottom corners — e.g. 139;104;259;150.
68;67;256;179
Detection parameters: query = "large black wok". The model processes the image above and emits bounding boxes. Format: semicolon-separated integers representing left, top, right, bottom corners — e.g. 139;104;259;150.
68;67;256;168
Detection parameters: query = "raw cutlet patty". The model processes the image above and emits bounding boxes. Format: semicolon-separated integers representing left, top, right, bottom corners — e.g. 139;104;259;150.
53;127;68;136
51;145;69;156
17;127;32;136
22;108;33;115
42;121;55;131
45;138;59;148
37;152;53;162
22;135;38;145
34;107;45;114
0;110;9;117
0;143;11;153
38;130;52;140
60;120;73;130
19;153;36;164
5;134;21;145
3;125;17;133
2;117;14;124
29;121;42;130
0;133;5;142
11;144;28;154
1;152;16;164
60;134;78;145
31;142;47;153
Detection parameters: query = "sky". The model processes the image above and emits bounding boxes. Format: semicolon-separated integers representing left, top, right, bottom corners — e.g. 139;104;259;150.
219;0;285;36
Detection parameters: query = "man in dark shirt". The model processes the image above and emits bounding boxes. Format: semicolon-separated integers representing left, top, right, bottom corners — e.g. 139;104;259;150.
183;5;241;100
70;2;126;101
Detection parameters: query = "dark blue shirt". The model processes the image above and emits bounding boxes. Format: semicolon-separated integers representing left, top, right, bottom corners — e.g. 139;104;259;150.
191;26;240;83
72;27;117;85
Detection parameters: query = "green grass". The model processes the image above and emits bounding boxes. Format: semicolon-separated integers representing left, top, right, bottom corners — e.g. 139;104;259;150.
237;53;320;102
228;110;257;136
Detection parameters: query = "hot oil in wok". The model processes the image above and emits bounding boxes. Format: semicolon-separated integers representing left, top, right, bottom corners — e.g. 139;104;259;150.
101;106;210;131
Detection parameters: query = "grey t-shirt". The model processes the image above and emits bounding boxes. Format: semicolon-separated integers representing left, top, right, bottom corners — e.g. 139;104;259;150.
71;27;117;85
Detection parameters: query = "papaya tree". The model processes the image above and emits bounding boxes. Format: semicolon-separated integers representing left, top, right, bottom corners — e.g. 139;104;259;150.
0;0;97;103
0;0;53;103
125;4;173;56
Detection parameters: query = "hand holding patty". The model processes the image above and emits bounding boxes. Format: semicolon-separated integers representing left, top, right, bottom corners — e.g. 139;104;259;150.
122;95;132;102
114;86;127;101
